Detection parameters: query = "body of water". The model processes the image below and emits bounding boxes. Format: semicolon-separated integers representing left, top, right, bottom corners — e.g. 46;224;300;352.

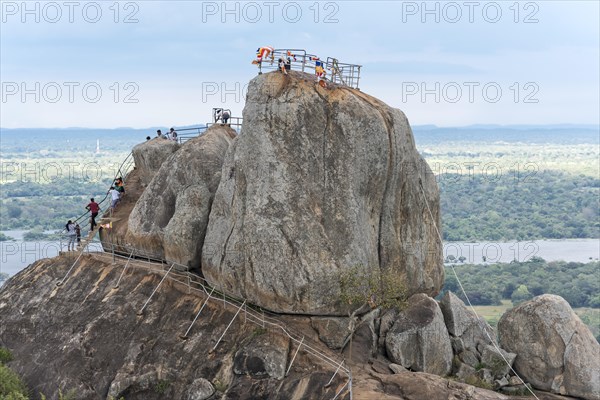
443;239;600;264
1;231;599;280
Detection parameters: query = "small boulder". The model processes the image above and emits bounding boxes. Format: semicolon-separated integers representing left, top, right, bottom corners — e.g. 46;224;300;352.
385;294;453;376
186;378;215;400
389;363;408;374
455;362;476;380
233;331;289;380
495;376;509;389
508;376;525;386
498;294;600;400
477;368;494;386
439;291;495;368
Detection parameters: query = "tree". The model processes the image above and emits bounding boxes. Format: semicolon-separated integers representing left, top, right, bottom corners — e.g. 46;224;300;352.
502;282;517;299
6;204;22;219
511;285;533;305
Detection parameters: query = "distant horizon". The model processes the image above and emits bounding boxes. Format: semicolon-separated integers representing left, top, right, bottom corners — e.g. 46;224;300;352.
1;123;599;131
1;2;598;128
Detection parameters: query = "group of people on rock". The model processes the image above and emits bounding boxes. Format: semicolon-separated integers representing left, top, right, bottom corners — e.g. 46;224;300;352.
153;127;178;141
63;176;125;251
253;47;328;87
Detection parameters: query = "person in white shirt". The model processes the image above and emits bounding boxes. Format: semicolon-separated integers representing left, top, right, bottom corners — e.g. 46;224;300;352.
169;127;178;141
65;220;77;251
108;186;120;210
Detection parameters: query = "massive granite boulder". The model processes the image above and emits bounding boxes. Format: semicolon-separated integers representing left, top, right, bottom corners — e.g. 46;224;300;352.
202;71;443;315
126;126;236;269
498;294;600;400
132;137;180;186
385;294;453;376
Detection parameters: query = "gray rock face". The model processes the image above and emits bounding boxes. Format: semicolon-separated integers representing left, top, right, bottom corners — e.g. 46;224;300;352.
439;291;496;368
498;294;600;400
202;71;443;315
0;255;348;400
126;126;236;268
132;138;180;186
385;294;453;376
310;317;351;350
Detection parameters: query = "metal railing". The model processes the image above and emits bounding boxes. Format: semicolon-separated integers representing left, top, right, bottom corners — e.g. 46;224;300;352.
54;238;353;399
326;57;361;90
255;48;362;90
59;151;135;237
176;125;209;144
206;115;243;133
176;119;243;144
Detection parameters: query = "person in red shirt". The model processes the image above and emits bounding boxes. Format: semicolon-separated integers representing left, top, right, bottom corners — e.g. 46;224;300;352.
86;198;100;230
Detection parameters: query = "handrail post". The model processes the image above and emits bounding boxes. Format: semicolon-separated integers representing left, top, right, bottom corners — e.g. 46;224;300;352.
285;336;304;376
137;263;175;315
326;359;345;387
56;242;88;286
180;286;215;339
211;300;246;352
114;249;135;289
332;378;350;400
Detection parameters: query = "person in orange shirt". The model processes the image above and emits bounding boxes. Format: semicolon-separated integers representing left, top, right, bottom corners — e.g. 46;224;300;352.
252;46;274;66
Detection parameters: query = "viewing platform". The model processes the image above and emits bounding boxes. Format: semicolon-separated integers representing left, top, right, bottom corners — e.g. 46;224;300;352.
254;48;362;90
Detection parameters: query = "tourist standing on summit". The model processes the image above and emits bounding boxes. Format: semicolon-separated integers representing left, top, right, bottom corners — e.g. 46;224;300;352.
278;56;288;75
215;109;230;124
86;198;100;230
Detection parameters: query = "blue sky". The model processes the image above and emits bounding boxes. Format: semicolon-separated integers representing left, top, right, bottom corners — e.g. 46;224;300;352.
1;0;598;128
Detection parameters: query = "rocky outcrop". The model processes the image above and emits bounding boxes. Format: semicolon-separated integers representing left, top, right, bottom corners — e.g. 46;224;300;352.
202;71;443;315
0;255;348;400
498;294;600;400
126;126;236;269
132;137;180;186
366;369;581;400
385;294;453;376
439;291;498;368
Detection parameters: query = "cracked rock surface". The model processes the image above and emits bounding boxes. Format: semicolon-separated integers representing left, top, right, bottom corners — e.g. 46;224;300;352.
201;71;443;315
